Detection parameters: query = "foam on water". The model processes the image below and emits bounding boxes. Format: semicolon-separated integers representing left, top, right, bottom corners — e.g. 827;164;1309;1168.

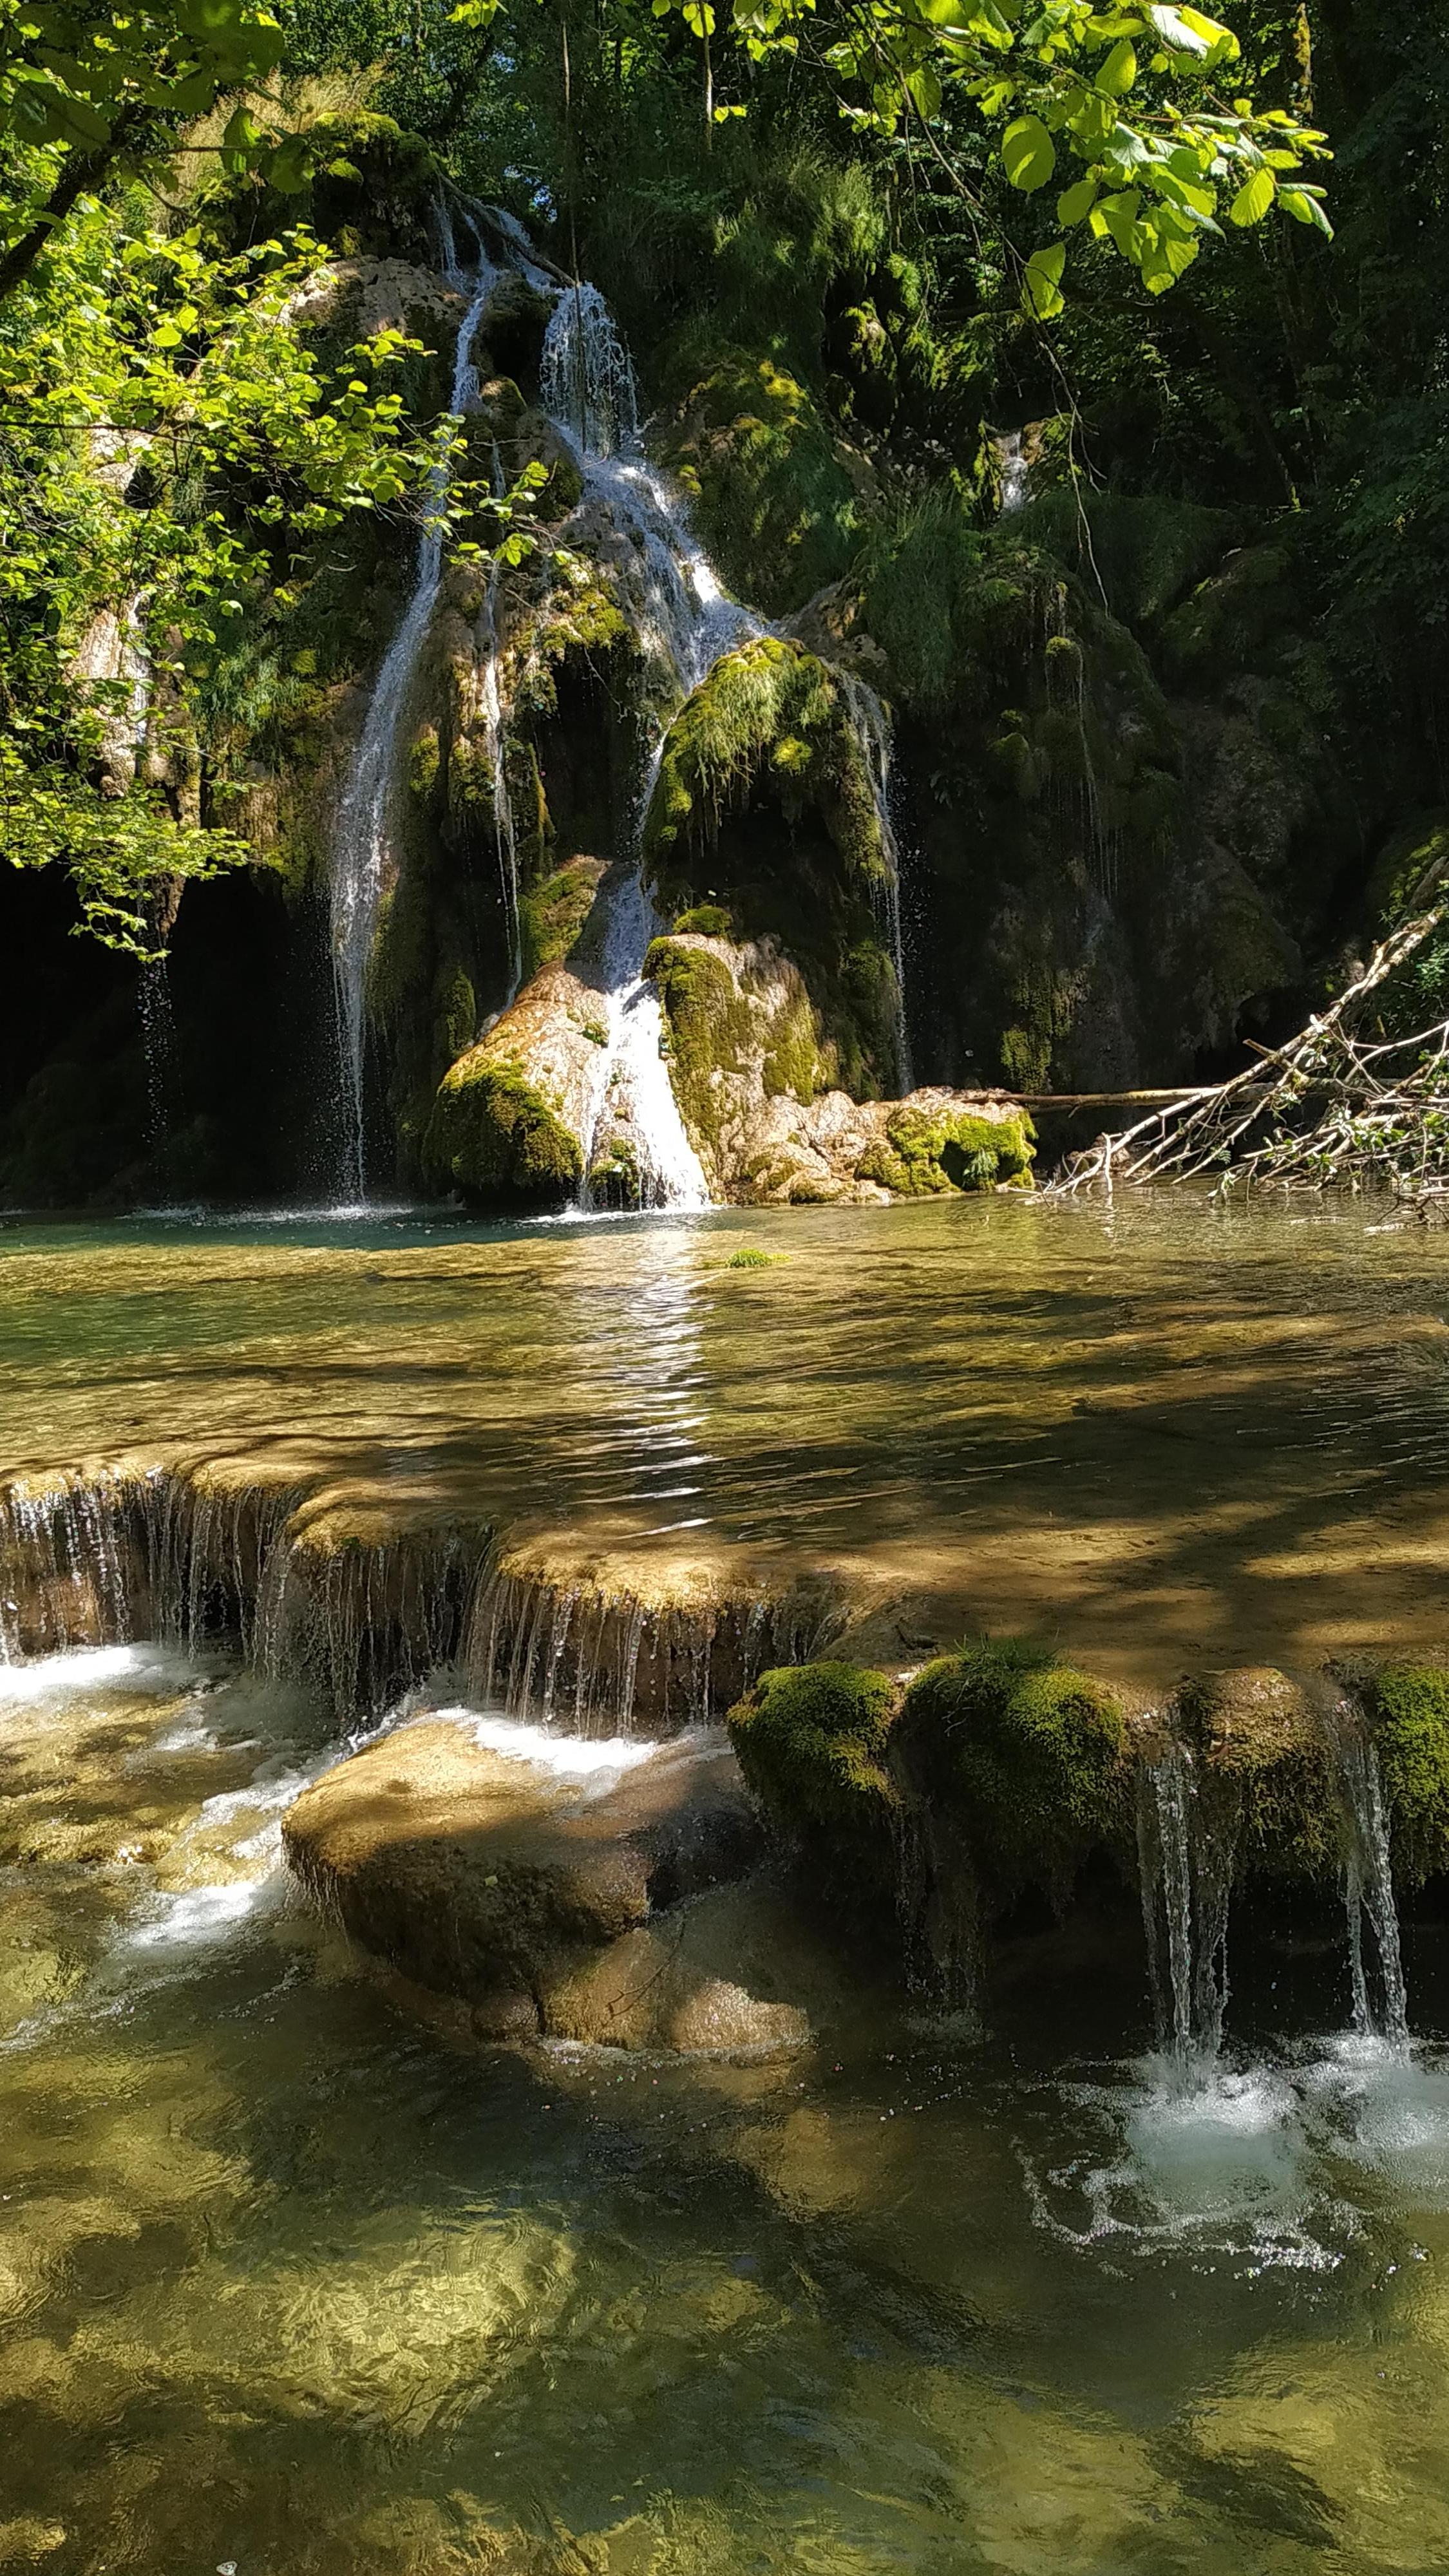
426;1704;667;1787
0;1642;195;1703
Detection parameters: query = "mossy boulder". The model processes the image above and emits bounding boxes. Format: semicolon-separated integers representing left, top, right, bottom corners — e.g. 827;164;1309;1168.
658;355;863;618
1178;1667;1338;1889
1365;1663;1449;1884
895;1640;1128;1909
726;1661;901;1893
857;1103;1035;1196
422;962;603;1206
519;856;607;982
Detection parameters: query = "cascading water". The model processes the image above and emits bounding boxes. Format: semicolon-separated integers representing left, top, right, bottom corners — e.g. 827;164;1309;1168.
328;216;499;1201
996;428;1030;515
840;672;914;1092
478;439;522;999
1137;1743;1235;2073
1321;1704;1410;2051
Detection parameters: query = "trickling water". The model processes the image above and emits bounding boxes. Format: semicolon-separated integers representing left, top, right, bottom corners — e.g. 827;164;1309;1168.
840;673;914;1092
540;281;640;459
478;440;522;999
1137;1744;1234;2072
328;220;500;1199
996;428;1030;515
137;956;178;1164
1325;1709;1410;2051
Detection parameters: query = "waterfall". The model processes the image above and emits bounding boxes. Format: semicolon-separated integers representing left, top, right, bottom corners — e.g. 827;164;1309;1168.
1323;1707;1410;2050
840;674;914;1092
328;220;499;1202
1137;1745;1235;2072
996;428;1030;515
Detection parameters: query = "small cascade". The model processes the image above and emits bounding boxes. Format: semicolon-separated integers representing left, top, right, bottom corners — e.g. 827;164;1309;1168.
540;281;639;457
996;428;1030;515
328;218;500;1200
1137;1743;1235;2072
1321;1703;1410;2051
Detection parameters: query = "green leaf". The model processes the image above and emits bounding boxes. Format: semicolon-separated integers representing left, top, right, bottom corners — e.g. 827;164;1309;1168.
1096;37;1135;94
1002;114;1055;192
1057;175;1099;225
1280;185;1332;237
1229;166;1276;226
1145;3;1238;63
1022;240;1066;318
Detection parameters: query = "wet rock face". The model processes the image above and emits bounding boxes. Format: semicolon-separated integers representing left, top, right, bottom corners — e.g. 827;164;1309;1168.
283;1719;820;2052
421;963;603;1204
645;930;1036;1205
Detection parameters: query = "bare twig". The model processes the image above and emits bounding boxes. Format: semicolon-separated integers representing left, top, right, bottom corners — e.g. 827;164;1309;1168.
1048;910;1449;1202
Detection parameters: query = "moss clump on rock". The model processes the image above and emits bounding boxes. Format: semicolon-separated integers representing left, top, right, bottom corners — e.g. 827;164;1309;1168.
897;1639;1127;1906
424;1054;582;1204
726;1661;901;1889
645;634;886;897
674;904;734;938
1366;1663;1449;1884
519;856;607;982
858;1104;1036;1197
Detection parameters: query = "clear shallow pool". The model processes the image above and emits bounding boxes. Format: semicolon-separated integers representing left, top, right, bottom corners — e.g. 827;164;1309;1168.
5;1646;1449;2570
4;1189;1449;1679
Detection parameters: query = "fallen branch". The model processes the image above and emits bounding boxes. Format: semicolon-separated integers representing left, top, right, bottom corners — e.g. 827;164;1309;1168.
1048;910;1449;1201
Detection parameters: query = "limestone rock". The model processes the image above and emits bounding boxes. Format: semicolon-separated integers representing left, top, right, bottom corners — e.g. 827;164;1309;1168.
645;929;1035;1203
422;963;605;1204
283;1719;790;2050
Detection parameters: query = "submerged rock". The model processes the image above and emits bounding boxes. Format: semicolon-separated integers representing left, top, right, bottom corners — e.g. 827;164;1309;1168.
283;1718;822;2052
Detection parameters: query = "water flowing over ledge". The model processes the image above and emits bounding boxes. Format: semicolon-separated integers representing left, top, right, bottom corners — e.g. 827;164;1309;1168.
0;1463;843;1729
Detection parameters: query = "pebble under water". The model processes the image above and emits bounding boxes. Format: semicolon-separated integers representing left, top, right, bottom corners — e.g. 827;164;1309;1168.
4;1643;1449;2571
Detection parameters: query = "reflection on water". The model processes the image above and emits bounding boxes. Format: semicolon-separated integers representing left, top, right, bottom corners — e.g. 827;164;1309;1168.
6;1191;1449;1675
5;1648;1449;2566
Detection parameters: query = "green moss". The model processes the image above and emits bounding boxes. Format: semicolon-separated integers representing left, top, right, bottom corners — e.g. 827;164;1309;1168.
645;634;886;896
858;1106;1036;1197
1367;1664;1449;1884
423;1053;582;1205
720;1246;786;1268
658;355;862;616
408;723;440;799
1178;1669;1338;1889
899;1640;1128;1906
644;936;758;1160
726;1661;901;1890
518;856;605;982
435;967;475;1065
673;904;733;938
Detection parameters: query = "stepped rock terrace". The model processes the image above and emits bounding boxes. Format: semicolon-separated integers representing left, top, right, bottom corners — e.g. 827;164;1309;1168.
5;1192;1449;1717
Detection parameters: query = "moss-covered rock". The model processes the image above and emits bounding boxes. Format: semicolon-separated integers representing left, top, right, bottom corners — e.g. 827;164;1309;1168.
422;962;605;1206
658;355;863;617
1178;1667;1338;1889
726;1660;901;1893
857;1103;1035;1197
519;855;607;982
1365;1663;1449;1884
895;1640;1128;1909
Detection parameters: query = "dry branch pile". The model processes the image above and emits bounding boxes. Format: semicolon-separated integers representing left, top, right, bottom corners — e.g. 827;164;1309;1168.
1050;910;1449;1204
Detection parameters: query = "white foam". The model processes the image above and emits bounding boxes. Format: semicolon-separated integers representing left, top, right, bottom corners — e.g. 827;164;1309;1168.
0;1643;193;1704
426;1706;664;1785
128;1877;276;1947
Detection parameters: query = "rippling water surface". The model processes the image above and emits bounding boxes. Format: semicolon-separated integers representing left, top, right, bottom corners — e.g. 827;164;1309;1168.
5;1191;1449;1673
3;1645;1449;2570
